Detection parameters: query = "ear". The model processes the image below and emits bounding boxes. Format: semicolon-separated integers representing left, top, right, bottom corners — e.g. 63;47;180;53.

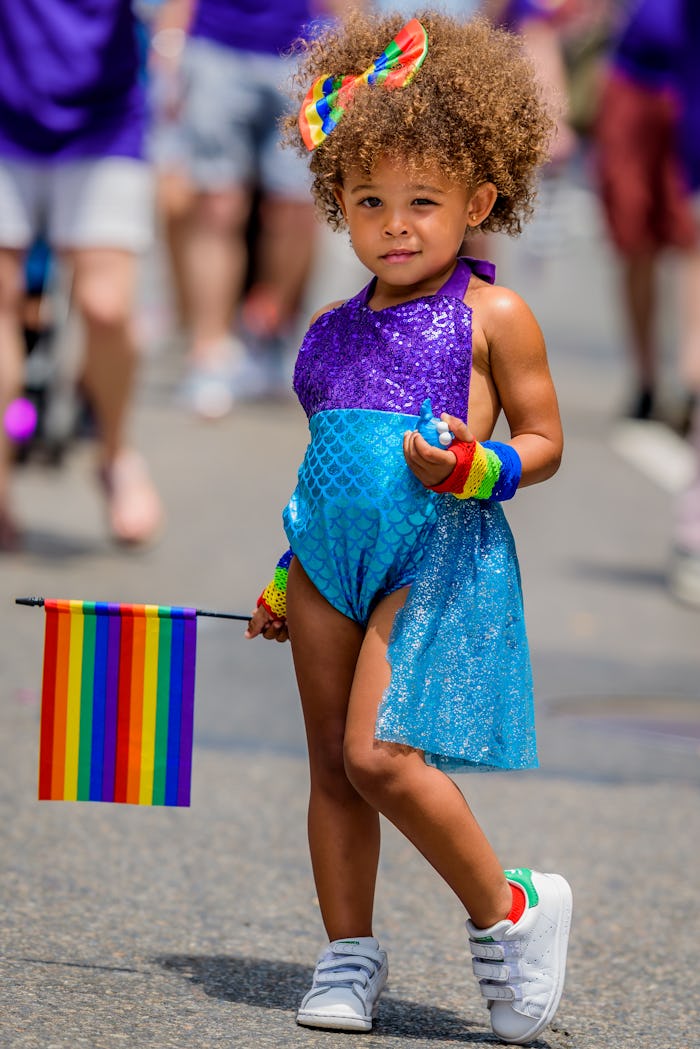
334;183;349;222
466;182;498;228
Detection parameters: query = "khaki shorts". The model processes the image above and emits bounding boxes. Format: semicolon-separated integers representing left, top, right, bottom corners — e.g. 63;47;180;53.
0;156;154;252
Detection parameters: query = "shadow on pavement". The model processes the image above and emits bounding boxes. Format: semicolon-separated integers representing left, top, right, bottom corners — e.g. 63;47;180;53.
155;953;535;1044
11;527;104;560
567;558;669;591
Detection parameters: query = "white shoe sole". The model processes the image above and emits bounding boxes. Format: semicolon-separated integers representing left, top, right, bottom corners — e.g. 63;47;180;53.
296;967;387;1033
493;873;573;1045
296;1009;374;1032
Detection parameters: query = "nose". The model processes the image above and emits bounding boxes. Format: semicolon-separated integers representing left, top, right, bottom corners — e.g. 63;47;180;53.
383;207;409;237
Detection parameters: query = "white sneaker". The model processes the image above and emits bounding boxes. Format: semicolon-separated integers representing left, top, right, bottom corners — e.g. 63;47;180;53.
467;869;572;1045
178;363;234;420
177;338;244;420
296;936;388;1032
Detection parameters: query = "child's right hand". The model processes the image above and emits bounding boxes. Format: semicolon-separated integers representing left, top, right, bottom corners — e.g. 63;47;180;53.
245;603;289;643
404;413;475;488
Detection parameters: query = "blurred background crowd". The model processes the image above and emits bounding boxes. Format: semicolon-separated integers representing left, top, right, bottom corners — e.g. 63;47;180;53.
1;0;699;610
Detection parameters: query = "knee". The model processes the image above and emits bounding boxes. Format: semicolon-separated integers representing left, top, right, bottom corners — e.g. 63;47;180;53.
196;189;249;236
156;172;194;222
343;737;407;809
308;731;355;801
73;277;133;333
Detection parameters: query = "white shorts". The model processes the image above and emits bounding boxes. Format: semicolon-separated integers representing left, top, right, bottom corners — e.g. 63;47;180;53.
0;156;154;253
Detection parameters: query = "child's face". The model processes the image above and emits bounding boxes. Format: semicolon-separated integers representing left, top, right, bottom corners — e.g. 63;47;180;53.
334;158;493;293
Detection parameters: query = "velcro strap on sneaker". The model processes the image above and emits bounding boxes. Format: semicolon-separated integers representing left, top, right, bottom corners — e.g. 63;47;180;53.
315;967;370;988
479;982;520;1002
329;942;384;962
472;960;510;981
469;940;505;961
315;946;382;990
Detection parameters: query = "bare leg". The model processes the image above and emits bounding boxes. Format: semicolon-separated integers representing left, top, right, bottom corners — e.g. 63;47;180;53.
69;248;162;543
343;589;512;930
286;557;380;940
243;197;317;337
0;248;27;548
621;251;657;410
70;249;137;458
185;187;251;364
678;245;700;395
155;169;196;335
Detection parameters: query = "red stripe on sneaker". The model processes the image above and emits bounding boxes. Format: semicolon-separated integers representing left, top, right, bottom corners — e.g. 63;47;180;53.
507;882;527;924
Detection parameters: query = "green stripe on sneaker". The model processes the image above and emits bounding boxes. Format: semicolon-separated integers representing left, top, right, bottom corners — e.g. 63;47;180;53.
504;868;539;907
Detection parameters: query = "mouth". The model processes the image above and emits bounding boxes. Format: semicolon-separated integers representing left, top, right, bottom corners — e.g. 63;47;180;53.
380;250;417;264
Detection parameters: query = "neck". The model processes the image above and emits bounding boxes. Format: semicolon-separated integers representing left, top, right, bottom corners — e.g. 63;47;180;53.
368;259;460;310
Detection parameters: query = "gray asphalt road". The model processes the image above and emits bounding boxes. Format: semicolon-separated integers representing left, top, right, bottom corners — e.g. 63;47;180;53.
2;179;699;1049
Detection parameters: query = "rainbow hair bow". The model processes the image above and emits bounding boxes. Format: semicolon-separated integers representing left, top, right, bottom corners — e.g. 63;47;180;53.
299;18;428;151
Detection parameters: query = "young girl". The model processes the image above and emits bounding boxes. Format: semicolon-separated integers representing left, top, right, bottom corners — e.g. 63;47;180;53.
246;11;571;1043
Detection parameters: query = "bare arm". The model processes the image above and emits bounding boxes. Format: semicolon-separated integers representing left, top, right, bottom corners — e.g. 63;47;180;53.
404;287;562;491
483;286;563;486
518;17;576;164
149;0;195;32
146;0;196;115
480;0;575;164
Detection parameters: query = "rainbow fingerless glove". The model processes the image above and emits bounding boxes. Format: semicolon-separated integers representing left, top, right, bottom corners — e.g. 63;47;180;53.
258;548;293;620
429;439;522;501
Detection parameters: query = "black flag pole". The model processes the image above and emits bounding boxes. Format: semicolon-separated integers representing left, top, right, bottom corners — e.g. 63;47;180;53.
15;596;250;622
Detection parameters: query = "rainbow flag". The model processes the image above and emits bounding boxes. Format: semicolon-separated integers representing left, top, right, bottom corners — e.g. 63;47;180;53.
38;600;197;806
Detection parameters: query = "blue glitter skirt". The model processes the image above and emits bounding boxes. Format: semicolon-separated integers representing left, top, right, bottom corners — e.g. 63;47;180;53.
377;497;537;772
284;408;536;773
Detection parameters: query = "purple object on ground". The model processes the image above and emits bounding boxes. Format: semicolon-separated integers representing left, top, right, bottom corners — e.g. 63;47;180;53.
4;397;38;442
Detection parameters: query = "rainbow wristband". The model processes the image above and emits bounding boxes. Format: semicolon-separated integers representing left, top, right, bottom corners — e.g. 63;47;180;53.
258;548;293;620
429;439;522;501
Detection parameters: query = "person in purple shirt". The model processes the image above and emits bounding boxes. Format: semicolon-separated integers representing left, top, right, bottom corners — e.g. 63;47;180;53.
592;0;700;605
593;0;698;424
0;0;162;549
149;0;350;419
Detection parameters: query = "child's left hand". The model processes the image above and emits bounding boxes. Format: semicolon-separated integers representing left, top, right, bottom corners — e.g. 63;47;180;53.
403;413;473;487
245;604;289;643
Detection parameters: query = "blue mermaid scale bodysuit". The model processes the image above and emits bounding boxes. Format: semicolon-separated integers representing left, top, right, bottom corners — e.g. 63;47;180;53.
285;258;537;771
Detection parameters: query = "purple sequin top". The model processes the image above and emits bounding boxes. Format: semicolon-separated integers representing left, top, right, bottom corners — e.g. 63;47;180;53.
293;257;496;421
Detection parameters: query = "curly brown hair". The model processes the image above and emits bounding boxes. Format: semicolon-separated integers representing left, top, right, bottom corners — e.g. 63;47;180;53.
282;9;555;235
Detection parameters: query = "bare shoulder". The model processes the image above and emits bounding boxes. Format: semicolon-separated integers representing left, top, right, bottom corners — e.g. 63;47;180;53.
309;299;346;326
467;280;545;359
467;279;539;327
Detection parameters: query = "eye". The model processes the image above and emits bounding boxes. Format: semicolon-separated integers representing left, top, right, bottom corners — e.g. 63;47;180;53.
358;196;382;208
413;197;437;207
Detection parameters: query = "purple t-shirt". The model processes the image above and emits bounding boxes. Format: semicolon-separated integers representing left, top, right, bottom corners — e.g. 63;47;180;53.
0;0;146;161
189;0;322;56
500;0;563;30
677;2;700;189
607;0;700;188
612;0;685;89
